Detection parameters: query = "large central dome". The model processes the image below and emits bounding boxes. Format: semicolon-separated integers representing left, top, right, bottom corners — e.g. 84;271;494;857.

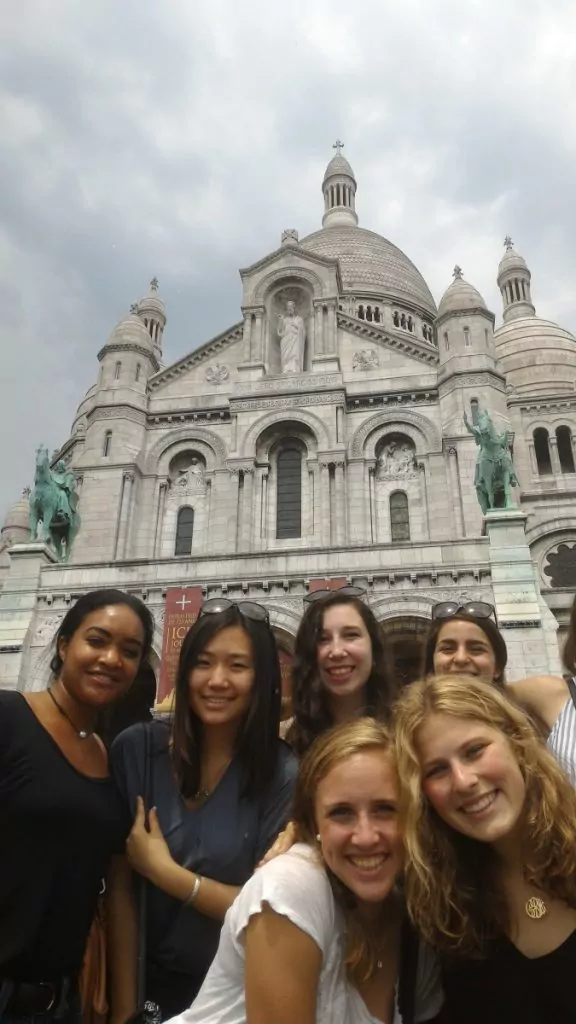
300;225;437;315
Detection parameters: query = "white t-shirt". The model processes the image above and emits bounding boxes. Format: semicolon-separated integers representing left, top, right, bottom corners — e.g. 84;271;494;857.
548;693;576;785
170;845;443;1024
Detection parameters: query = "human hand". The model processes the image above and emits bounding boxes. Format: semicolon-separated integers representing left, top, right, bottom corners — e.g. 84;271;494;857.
258;820;299;866
126;796;173;885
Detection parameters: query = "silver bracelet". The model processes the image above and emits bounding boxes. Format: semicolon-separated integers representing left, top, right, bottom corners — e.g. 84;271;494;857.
185;874;202;906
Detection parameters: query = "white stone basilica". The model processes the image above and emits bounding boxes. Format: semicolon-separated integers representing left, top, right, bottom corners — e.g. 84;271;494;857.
2;146;576;692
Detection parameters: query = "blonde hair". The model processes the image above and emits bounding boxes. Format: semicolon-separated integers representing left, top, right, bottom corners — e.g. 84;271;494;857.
394;674;576;956
292;718;397;981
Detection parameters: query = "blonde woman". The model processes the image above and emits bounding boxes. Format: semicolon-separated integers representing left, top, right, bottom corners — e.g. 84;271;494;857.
394;674;576;1024
168;719;442;1024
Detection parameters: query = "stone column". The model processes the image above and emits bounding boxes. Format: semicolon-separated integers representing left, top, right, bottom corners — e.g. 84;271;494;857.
418;461;430;541
336;405;345;444
334;460;346;545
228;471;240;551
259;467;269;545
319;461;331;545
368;461;378;543
446;447;464;538
528;439;538;476
314;304;324;356
243;311;253;359
549;435;562;475
115;471;134;559
326;303;336;352
240;468;255;551
154;479;169;557
253;311;264;364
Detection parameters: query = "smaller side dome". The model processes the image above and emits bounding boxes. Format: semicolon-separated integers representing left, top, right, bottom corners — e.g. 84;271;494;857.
2;490;30;540
105;312;155;351
136;277;166;319
437;266;487;318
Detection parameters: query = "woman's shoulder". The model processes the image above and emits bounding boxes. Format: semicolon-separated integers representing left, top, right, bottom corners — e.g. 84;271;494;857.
228;844;337;952
110;717;169;756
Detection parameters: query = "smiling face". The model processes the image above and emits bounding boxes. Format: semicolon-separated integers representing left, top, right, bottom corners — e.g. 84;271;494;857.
316;603;374;711
417;713;526;847
58;604;145;708
188;624;255;730
315;750;403;906
433;619;498;683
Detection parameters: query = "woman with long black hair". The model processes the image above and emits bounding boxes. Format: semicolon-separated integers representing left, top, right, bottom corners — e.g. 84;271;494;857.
110;599;297;1020
0;588;154;1024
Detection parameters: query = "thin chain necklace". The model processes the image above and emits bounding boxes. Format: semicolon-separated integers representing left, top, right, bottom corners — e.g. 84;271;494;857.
47;687;92;740
194;758;231;801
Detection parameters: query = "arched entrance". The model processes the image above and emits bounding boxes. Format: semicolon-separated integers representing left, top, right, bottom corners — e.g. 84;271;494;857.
380;616;429;689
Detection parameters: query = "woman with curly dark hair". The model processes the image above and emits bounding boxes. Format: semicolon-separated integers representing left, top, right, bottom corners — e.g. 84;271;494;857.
286;588;396;758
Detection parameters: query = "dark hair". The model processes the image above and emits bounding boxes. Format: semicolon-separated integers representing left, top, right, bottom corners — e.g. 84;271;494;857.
421;612;508;686
171;606;282;801
98;663;157;747
287;594;395;757
50;588;154;675
563;593;576;675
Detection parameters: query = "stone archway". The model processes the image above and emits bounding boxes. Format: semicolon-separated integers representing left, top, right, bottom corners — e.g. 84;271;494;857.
380;615;429;689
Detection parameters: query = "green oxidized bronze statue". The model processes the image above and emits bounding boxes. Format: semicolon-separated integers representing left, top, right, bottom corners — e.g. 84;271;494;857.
463;407;518;514
29;447;81;561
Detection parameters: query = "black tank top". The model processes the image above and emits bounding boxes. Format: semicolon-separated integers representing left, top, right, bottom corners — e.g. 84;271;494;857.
0;691;129;980
442;929;576;1023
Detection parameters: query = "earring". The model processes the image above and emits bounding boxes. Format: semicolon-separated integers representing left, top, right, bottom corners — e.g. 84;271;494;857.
315;833;321;842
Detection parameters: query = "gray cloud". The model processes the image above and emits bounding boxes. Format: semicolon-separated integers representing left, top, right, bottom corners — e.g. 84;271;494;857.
2;0;576;515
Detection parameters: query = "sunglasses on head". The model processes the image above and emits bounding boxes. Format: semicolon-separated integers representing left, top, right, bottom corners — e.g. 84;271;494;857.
199;597;270;625
431;601;495;621
304;585;366;605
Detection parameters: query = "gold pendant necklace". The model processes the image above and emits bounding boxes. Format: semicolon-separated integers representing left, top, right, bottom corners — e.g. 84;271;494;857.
525;895;548;920
194;758;231;801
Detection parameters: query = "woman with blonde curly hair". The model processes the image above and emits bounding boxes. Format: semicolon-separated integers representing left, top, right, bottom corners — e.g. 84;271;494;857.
394;674;576;1024
170;718;442;1024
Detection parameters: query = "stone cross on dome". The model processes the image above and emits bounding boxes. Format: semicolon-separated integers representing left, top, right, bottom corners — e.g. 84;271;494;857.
150;277;159;291
333;139;345;154
453;265;463;280
504;235;514;250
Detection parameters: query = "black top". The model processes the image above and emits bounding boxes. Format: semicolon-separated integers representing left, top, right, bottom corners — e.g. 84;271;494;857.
441;929;576;1023
0;691;130;981
110;721;297;981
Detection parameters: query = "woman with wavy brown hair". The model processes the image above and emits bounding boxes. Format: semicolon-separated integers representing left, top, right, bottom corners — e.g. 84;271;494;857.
171;718;442;1024
286;589;395;758
394;674;576;1024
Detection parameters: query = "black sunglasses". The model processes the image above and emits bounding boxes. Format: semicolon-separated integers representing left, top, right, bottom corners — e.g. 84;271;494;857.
200;598;270;625
304;585;366;604
431;601;495;621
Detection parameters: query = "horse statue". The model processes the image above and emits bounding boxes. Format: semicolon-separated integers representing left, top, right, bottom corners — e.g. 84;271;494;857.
463;408;518;514
29;447;81;561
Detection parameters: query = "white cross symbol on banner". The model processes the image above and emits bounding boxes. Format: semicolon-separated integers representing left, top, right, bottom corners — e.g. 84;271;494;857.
176;594;191;611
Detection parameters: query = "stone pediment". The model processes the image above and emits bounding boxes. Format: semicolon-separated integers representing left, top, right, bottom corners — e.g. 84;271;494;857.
148;322;244;393
338;312;439;367
240;244;344;304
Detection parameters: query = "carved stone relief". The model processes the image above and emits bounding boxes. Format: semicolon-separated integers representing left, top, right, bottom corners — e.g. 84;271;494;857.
205;364;229;385
352;349;380;371
376;438;418;480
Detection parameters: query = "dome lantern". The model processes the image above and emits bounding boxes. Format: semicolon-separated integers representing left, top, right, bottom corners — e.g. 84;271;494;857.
322;140;358;228
497;236;535;322
134;277;166;357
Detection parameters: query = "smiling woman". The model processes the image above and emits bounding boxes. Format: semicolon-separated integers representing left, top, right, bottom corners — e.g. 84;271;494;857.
170;718;443;1024
394;674;576;1024
0;588;154;1024
109;602;297;1020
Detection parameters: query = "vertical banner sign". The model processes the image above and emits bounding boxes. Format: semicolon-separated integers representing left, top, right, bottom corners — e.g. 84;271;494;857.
158;587;203;704
307;578;348;594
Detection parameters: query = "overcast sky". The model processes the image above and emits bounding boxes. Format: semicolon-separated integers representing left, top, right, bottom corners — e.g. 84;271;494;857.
2;0;576;518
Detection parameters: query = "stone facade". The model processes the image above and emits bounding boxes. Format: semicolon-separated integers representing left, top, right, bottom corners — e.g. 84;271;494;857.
1;154;575;692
